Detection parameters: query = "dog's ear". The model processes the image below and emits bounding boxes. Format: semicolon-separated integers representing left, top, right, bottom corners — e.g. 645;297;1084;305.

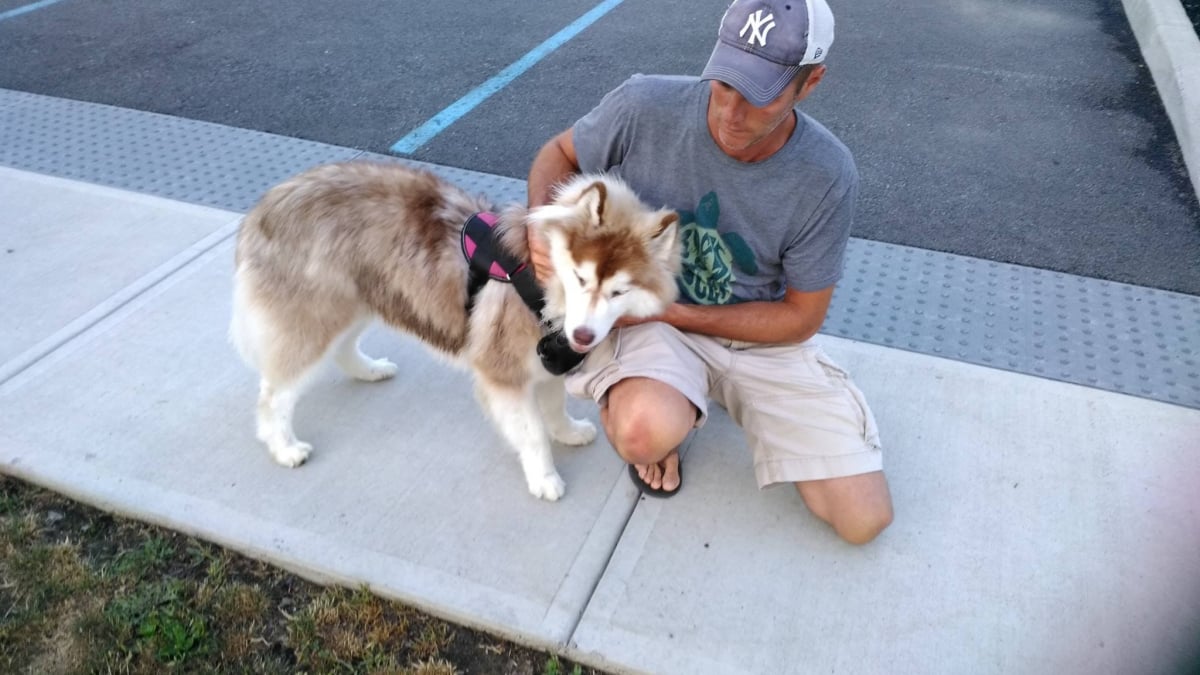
577;181;607;227
649;211;680;264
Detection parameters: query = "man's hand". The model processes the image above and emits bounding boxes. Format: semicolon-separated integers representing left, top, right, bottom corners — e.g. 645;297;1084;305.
526;228;554;285
526;128;582;287
614;303;676;329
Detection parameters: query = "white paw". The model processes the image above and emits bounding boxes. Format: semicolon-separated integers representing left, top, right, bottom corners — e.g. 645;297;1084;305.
551;419;597;446
270;442;312;468
357;358;398;382
528;472;566;501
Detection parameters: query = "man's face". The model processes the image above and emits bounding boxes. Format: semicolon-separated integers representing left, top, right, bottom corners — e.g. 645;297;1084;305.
706;68;822;161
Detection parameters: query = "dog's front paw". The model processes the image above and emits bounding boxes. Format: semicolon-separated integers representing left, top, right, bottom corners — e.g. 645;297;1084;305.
552;419;597;446
528;472;566;501
270;442;312;468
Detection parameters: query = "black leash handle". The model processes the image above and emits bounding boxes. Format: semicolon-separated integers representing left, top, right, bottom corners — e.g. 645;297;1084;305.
537;331;586;375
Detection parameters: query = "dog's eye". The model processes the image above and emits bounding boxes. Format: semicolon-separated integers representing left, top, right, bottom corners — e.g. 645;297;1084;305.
574;273;586;287
610;288;628;297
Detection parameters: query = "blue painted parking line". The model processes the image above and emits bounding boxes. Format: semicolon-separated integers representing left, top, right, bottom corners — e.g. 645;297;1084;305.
0;0;67;22
390;0;625;155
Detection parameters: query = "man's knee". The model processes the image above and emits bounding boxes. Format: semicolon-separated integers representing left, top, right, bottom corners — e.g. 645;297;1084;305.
831;502;893;545
605;408;680;465
796;471;893;545
603;378;695;465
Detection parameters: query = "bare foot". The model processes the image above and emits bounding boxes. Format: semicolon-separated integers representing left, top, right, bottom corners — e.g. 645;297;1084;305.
633;448;681;494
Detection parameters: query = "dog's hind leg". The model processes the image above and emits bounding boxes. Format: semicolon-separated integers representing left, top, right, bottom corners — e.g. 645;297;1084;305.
333;317;398;382
477;380;566;501
254;309;346;468
534;377;597;446
256;371;318;467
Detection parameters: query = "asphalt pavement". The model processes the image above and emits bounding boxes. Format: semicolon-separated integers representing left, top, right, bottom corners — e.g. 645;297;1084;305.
0;0;1197;292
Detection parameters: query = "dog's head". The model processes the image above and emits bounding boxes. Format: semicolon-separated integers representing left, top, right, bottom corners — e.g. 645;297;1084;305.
529;174;681;353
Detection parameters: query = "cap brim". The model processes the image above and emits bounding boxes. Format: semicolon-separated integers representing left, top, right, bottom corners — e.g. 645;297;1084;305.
700;40;800;108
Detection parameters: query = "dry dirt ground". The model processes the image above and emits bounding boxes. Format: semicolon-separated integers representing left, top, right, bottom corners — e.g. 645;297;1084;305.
0;475;609;675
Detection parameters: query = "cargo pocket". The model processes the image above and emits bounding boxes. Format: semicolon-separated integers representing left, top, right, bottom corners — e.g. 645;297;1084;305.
813;349;882;450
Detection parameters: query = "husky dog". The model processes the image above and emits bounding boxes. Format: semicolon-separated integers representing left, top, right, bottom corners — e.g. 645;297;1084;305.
230;162;680;500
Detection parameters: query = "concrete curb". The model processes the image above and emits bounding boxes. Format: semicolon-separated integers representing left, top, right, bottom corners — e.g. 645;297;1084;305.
1121;0;1200;198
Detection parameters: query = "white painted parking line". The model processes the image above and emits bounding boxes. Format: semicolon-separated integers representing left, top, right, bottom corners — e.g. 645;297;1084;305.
390;0;625;154
0;0;68;22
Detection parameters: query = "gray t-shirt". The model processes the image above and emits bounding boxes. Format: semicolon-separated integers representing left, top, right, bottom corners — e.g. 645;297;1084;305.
572;74;858;304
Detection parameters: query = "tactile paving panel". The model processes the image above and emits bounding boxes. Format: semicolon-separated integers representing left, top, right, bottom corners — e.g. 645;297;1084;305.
2;88;1197;409
0;89;361;211
826;240;1199;408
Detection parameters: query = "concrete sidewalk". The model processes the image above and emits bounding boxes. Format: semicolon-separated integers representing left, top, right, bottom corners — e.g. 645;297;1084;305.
1;161;1198;674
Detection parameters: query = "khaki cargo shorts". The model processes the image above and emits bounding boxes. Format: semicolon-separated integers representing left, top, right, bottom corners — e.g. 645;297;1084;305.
565;322;883;487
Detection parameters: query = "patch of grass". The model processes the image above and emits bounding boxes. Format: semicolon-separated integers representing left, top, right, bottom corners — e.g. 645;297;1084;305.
0;475;606;674
104;579;214;665
109;535;175;579
545;654;585;675
0;515;96;668
289;585;441;672
408;657;461;674
411;620;455;661
0;490;21;515
210;582;269;660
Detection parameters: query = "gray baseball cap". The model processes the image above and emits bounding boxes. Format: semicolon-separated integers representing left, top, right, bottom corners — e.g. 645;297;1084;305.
701;0;835;107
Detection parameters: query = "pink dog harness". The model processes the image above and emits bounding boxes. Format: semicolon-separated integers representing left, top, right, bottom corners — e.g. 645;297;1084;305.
460;211;544;315
462;212;526;280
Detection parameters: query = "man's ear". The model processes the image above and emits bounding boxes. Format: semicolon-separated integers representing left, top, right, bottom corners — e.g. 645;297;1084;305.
576;180;608;227
796;64;826;102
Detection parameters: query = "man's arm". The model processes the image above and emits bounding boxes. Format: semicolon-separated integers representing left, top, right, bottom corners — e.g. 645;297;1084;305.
629;286;834;344
528;129;580;207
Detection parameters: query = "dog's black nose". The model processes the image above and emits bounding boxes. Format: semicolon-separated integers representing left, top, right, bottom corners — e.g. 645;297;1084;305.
572;327;595;347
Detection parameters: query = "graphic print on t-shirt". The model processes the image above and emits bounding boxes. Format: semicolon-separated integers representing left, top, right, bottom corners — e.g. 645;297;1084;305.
677;191;757;304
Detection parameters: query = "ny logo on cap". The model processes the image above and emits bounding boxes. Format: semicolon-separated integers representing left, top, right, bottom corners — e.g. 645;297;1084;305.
739;9;775;47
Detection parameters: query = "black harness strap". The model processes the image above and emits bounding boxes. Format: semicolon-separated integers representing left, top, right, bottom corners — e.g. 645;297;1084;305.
462;212;505;314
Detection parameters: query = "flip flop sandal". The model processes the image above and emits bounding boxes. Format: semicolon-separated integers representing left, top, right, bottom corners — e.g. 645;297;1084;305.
628;462;682;498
